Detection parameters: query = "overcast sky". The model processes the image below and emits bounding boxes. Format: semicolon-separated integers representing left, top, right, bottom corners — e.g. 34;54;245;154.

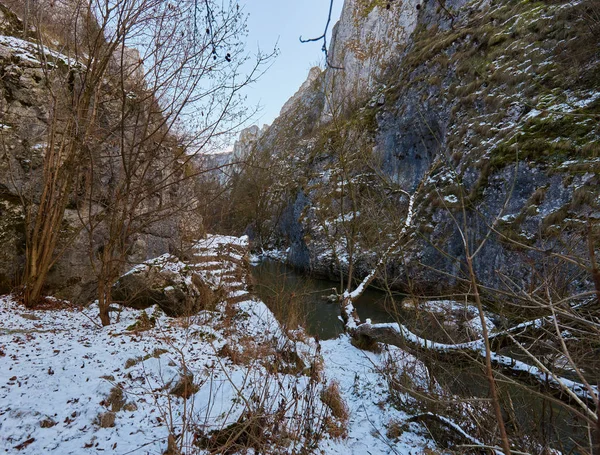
239;0;344;129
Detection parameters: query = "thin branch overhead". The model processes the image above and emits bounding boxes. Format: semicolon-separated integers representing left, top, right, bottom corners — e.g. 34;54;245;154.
299;0;343;69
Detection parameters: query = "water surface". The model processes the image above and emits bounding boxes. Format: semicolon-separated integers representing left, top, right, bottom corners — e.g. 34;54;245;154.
250;259;588;452
250;259;399;339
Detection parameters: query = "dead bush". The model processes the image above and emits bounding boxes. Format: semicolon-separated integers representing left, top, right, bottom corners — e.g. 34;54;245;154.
106;386;126;412
96;411;116;428
321;381;349;422
169;372;198;399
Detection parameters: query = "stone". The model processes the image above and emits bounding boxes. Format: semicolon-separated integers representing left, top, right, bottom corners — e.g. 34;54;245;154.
113;256;225;317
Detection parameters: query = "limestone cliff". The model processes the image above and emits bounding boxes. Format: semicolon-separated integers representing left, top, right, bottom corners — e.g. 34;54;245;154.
323;0;422;115
233;0;600;297
0;1;193;301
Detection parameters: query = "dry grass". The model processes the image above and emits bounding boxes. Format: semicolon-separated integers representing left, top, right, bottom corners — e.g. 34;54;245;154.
320;381;349;440
39;418;57;428
386;419;404;440
169;372;198;399
106;386;126;412
321;381;349;422
195;410;269;454
126;311;156;332
217;343;244;364
96;411;116;428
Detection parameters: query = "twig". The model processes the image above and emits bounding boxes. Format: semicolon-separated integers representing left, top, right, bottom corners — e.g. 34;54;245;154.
299;0;343;69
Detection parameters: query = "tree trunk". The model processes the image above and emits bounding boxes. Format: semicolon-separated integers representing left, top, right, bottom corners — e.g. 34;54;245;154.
98;280;111;326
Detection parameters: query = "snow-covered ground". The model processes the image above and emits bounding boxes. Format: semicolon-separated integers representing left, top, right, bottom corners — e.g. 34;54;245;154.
0;235;430;454
319;337;430;454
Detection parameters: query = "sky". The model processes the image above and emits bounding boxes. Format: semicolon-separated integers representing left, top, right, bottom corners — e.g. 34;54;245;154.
239;0;344;129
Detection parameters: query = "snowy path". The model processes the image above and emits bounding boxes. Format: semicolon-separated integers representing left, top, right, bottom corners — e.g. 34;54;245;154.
0;235;430;454
320;337;429;455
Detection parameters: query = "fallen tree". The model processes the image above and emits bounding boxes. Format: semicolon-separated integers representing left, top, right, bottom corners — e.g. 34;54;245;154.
351;320;597;407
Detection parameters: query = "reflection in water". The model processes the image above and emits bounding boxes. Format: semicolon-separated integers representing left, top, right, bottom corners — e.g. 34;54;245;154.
250;259;399;340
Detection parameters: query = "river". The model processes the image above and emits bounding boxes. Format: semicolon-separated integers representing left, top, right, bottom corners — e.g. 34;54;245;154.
250;259;399;339
250;259;589;454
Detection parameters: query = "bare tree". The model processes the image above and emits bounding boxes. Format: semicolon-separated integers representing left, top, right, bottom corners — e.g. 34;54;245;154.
7;0;272;318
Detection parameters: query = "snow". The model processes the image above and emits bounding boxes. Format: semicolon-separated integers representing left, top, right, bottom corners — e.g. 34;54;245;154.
500;213;517;222
0;35;77;67
524;108;542;120
404;299;478;315
319;336;431;454
357;320;597;401
0;298;182;454
465;316;496;337
0;234;303;454
325;211;360;226
249;248;289;264
0;235;432;454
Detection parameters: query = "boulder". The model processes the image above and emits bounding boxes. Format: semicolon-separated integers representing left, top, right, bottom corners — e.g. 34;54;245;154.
112;256;223;317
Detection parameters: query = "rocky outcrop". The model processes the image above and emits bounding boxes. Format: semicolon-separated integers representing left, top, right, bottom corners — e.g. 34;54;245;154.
112;256;207;317
0;2;192;301
323;0;422;115
114;235;253;316
280;67;322;117
232;124;269;161
235;0;600;298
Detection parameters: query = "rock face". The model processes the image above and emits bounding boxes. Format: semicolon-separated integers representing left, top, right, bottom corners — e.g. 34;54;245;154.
0;2;192;301
114;235;253;316
323;0;422;115
232;125;267;162
233;0;600;298
280;67;322;117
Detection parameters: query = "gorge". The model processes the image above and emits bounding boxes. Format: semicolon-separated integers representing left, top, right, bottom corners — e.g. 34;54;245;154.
1;0;599;454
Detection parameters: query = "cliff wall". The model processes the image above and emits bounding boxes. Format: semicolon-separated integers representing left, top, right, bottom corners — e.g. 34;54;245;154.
234;0;600;298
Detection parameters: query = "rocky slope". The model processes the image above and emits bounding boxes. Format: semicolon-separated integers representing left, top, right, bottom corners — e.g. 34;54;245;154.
233;0;600;299
0;1;194;301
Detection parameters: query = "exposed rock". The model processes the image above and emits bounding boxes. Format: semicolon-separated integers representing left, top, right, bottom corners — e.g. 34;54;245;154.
0;2;195;302
112;256;209;317
280;66;322;117
113;235;252;316
323;0;423;116
234;0;600;299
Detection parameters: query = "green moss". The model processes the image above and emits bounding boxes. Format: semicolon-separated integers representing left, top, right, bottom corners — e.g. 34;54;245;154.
527;115;595;142
486;108;599;173
311;102;378;162
497;224;537;248
356;0;389;18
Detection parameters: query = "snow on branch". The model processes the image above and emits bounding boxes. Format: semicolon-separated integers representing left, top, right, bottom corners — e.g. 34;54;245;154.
341;193;415;329
353;321;598;406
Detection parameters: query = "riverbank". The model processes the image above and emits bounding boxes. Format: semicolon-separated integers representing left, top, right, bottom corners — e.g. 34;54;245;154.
1;235;432;454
